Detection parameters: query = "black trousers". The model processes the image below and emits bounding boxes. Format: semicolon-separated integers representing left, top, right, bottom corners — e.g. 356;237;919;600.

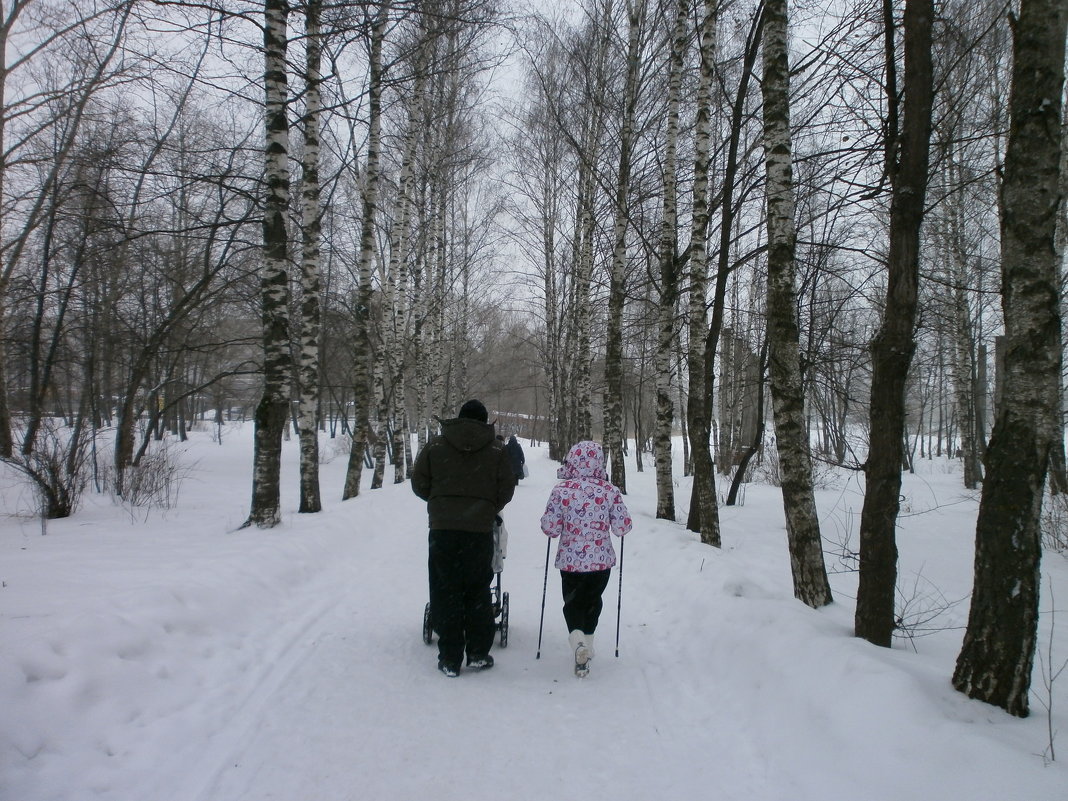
560;569;611;635
428;529;495;666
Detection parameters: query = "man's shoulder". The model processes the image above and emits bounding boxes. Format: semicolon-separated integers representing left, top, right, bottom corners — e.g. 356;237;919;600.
415;435;448;461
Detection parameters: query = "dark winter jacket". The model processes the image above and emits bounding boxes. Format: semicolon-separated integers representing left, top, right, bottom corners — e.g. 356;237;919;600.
412;418;516;533
505;435;525;479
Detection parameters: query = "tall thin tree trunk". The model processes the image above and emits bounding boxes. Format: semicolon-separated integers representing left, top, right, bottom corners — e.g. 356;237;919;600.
948;265;982;487
342;2;390;501
385;64;425;486
246;0;293;528
572;11;612;445
685;0;721;547
370;354;388;489
653;0;689;520
952;0;1066;717
574;125;597;442
0;10;10;458
760;0;833;608
543;153;562;461
604;1;643;492
297;0;323;513
855;0;934;644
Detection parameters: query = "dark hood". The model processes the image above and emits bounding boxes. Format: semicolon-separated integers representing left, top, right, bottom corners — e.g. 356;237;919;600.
440;417;496;453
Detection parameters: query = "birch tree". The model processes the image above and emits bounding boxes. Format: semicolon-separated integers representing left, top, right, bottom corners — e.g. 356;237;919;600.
572;19;611;443
685;0;721;547
760;0;833;608
297;0;323;513
246;0;293;528
342;1;390;501
652;0;690;520
375;43;428;490
604;0;644;492
952;0;1066;717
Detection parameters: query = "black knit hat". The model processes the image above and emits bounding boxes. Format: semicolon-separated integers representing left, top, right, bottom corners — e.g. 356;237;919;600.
458;399;489;423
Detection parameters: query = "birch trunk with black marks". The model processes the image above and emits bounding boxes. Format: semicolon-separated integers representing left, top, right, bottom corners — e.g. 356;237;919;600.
385;67;425;486
855;0;934;644
247;0;293;528
574;121;597;443
953;0;1066;717
370;352;388;489
430;178;448;420
0;6;14;457
543;143;563;461
760;0;832;608
573;13;612;445
604;0;643;492
691;6;762;531
297;0;323;513
949;282;983;488
685;0;720;547
342;2;390;501
653;0;689;520
941;162;984;488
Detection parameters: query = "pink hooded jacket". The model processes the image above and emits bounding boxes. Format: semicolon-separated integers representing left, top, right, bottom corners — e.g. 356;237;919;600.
540;441;632;572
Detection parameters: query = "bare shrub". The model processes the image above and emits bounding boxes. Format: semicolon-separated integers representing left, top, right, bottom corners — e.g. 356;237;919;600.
752;445;782;486
106;442;191;510
1041;489;1068;555
893;569;967;652
1036;577;1066;764
748;442;838;490
2;420;93;519
329;434;353;463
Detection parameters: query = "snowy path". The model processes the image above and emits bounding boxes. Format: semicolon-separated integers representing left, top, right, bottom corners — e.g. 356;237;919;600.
3;430;1066;801
179;468;777;801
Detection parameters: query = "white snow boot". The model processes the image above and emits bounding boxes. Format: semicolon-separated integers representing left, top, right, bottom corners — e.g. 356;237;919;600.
569;630;593;678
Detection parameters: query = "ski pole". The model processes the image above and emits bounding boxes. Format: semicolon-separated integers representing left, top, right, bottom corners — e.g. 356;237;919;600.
614;536;625;657
536;536;551;659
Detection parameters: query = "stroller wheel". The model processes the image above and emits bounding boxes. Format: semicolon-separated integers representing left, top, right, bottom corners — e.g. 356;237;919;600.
499;591;509;648
422;602;434;645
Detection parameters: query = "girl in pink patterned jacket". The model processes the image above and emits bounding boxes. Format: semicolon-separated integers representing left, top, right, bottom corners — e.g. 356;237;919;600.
540;440;632;676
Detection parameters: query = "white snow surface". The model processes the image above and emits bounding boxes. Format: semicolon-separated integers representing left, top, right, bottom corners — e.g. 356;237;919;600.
2;425;1067;801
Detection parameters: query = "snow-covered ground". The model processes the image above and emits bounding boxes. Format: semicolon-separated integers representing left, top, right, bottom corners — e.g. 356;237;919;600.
2;423;1066;801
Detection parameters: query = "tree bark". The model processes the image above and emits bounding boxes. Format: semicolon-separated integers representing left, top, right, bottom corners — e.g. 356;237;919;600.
384;60;425;487
760;0;833;608
604;0;643;492
297;0;323;513
855;0;934;644
342;2;390;501
685;0;721;547
653;0;689;521
247;0;293;528
574;115;600;443
952;0;1066;717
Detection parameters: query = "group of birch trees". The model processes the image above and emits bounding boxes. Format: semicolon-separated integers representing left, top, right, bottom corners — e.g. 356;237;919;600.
0;1;508;517
506;0;1065;717
1;0;1064;720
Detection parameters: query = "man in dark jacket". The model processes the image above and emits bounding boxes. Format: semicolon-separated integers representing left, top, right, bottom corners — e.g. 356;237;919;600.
505;434;526;482
412;399;515;677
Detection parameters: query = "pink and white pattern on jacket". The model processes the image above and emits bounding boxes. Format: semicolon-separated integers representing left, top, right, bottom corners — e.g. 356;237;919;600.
540;441;633;573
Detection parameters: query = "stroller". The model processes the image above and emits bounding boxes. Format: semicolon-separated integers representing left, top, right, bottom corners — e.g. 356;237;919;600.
423;516;510;648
